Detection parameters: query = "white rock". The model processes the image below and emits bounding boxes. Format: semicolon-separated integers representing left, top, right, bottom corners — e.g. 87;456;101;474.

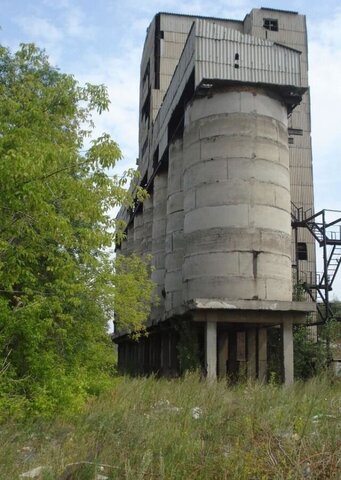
20;466;50;478
192;406;203;419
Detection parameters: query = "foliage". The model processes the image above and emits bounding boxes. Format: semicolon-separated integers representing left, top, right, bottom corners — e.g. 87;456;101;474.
1;375;340;479
0;43;154;417
175;320;201;373
114;254;156;337
293;325;325;379
268;324;328;382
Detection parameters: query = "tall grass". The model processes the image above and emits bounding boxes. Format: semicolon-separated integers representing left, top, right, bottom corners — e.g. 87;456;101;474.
1;374;340;479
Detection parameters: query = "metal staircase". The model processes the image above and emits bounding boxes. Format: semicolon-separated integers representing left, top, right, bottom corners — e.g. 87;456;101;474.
291;203;341;324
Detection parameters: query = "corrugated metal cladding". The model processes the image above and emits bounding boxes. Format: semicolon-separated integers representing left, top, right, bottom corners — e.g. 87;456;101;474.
194;20;302;88
290;166;314;189
196;19;273;44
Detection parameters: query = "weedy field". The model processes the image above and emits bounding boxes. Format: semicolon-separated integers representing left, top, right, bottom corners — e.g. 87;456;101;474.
1;374;340;479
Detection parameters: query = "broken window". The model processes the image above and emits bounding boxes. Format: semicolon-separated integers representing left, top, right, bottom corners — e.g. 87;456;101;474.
263;18;279;31
298;242;308;260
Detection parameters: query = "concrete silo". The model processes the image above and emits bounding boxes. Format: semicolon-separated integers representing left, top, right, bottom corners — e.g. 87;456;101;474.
115;8;316;383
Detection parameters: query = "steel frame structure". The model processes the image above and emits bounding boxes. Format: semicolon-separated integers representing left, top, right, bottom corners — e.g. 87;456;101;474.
292;203;341;324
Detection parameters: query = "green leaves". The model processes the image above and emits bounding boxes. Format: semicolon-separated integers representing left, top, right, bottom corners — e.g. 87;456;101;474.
0;43;154;417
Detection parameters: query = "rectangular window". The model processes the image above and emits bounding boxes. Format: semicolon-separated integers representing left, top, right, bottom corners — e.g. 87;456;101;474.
298;242;308;260
263;18;279;31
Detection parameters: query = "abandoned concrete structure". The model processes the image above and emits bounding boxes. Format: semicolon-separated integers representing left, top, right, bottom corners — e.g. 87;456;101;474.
114;7;317;384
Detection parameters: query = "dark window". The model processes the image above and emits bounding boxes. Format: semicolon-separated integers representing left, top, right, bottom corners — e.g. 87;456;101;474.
141;88;151;123
234;53;239;60
141;138;148;159
142;60;150;85
298;242;308;260
153;146;159;170
263;18;279;31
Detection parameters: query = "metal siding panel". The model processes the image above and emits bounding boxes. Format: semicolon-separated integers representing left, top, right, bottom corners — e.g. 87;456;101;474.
194;21;301;87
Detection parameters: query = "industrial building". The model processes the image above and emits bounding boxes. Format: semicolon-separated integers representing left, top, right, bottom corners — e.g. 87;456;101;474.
114;7;318;384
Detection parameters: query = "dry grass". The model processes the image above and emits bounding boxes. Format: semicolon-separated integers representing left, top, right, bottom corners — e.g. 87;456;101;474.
1;374;340;479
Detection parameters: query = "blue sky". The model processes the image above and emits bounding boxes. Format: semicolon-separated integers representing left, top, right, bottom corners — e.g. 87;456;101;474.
1;0;341;297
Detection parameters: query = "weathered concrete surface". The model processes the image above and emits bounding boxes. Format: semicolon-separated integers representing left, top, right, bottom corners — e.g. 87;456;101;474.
142;195;153;255
165;139;184;315
283;320;294;385
115;9;316;382
206;321;217;379
151;171;168;321
258;328;268;383
247;329;257;380
183;89;293;304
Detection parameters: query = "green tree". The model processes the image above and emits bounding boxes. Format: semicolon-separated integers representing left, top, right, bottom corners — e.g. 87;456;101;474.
0;44;154;417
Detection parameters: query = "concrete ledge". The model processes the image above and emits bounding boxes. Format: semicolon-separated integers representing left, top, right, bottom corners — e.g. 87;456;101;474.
186;298;316;313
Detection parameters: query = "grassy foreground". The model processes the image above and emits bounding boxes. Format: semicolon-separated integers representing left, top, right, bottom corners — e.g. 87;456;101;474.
1;375;340;479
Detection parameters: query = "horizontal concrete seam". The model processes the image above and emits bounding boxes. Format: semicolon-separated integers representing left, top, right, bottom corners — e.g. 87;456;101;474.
187;112;288;128
198;133;288;145
184;251;292;260
184;225;292;235
184;181;290;193
166;208;184;214
183;158;290;175
183;273;291;280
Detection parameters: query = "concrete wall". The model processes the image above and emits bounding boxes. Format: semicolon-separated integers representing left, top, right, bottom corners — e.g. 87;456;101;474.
165;139;184;315
182;88;292;302
245;8;315;286
151;171;168;321
118;6;315;325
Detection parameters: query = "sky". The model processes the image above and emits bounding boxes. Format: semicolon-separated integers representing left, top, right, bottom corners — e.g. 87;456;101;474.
1;0;341;298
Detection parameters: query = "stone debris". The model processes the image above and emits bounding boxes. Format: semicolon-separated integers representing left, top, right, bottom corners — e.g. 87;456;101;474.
275;430;300;441
312;414;337;423
151;399;181;413
60;462;114;479
191;406;203;419
302;461;312;478
19;466;50;478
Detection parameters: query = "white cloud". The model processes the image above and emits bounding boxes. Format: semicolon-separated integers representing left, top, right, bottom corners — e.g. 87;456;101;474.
15;15;63;43
74;45;141;171
64;5;97;39
309;9;341;157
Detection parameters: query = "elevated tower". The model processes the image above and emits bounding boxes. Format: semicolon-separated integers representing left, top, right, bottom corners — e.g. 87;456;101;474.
115;8;316;383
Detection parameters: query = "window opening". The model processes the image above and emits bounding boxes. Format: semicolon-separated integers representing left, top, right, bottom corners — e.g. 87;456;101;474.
298;242;308;261
263;18;278;31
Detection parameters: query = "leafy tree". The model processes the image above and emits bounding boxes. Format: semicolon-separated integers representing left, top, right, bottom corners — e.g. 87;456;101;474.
0;44;154;417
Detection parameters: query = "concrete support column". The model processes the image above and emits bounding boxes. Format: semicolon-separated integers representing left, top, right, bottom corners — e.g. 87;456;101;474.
247;329;257;380
206;321;217;379
258;328;267;383
283;321;294;385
